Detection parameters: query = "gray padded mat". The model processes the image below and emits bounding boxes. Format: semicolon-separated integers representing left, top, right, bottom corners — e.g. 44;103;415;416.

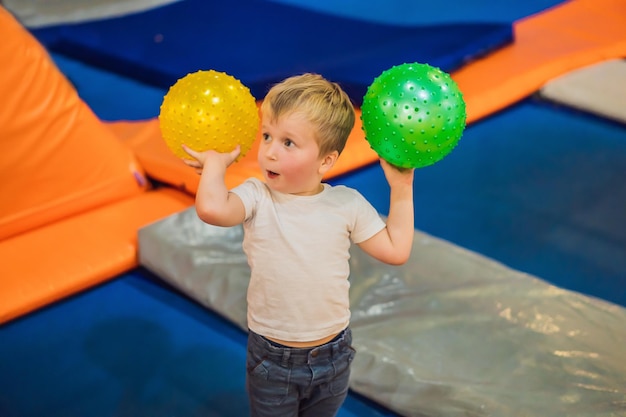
138;207;626;417
540;59;626;125
3;0;180;27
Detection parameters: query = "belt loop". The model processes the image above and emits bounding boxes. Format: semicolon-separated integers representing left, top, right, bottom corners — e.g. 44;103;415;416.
332;334;340;356
281;348;291;367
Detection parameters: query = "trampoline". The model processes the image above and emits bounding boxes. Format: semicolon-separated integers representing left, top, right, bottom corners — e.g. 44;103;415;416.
1;1;625;416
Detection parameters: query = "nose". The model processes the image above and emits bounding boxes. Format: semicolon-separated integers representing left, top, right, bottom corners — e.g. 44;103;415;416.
262;139;278;160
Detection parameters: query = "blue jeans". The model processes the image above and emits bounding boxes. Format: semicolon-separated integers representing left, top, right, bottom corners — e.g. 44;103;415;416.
246;328;356;417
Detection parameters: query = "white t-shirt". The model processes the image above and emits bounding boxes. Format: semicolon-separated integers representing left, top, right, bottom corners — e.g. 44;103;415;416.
231;178;386;342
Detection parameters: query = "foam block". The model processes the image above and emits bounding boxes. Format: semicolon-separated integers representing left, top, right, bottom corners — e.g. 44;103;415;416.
540;59;626;124
0;7;195;323
0;189;193;324
0;6;147;241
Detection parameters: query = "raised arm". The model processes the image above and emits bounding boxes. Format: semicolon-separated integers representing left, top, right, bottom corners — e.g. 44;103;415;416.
357;159;415;265
182;145;246;227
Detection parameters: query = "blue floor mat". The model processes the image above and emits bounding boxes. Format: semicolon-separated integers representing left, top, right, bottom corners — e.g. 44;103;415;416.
0;269;397;417
270;0;567;25
31;0;514;103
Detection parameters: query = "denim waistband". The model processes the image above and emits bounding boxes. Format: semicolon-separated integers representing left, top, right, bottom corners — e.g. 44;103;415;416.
248;328;352;366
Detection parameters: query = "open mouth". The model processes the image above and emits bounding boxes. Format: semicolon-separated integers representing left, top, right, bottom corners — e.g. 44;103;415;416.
266;170;279;179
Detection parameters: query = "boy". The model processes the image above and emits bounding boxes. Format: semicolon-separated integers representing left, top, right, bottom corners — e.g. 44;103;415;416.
183;73;414;417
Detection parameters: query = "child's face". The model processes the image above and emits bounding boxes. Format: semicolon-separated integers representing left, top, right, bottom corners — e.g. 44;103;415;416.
258;110;327;196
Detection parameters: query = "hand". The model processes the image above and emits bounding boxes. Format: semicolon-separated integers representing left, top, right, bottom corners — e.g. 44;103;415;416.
380;159;414;188
182;145;241;175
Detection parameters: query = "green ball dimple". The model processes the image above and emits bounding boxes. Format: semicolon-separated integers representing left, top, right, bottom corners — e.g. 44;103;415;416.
361;63;467;169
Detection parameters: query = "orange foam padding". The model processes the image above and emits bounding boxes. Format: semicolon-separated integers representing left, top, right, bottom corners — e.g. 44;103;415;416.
0;188;194;324
0;6;147;241
454;0;626;124
109;107;378;196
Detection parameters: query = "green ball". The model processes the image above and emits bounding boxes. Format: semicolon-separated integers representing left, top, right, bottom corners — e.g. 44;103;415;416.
361;63;467;169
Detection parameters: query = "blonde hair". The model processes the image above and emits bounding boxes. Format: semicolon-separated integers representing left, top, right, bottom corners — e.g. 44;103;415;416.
261;73;355;156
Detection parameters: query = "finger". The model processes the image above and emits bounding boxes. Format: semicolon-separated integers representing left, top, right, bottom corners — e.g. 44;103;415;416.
223;145;242;166
182;158;201;168
182;144;199;159
229;145;242;160
381;158;411;173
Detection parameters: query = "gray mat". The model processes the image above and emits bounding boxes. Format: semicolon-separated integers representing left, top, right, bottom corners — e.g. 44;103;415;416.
540;59;626;125
3;0;180;27
138;207;626;417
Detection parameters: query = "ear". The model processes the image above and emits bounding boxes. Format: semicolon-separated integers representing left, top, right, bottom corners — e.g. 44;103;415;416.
318;150;339;176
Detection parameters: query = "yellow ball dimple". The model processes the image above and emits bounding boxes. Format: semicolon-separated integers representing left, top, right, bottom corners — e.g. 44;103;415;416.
159;69;260;160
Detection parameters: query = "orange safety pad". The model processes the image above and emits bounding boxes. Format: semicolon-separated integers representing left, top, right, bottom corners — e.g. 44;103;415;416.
454;0;626;124
0;6;147;241
0;188;194;324
108;108;378;196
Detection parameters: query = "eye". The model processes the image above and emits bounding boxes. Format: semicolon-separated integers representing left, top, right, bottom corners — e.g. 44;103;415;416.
262;133;271;142
284;139;294;147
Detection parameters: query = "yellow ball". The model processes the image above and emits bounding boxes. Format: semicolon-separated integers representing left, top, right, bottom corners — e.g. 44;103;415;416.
159;70;259;159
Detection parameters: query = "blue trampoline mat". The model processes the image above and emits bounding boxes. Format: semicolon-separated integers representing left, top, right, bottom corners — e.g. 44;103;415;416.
0;269;397;417
31;0;515;103
269;0;567;25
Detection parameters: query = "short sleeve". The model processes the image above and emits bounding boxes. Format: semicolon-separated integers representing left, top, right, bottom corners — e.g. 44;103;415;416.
349;190;386;244
230;178;266;221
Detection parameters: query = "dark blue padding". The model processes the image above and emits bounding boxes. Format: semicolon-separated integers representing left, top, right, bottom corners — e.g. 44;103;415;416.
32;0;513;103
0;269;400;417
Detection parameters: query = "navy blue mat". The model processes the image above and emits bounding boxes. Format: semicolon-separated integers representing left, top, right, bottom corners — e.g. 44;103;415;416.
31;0;514;103
269;0;567;25
0;269;397;417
